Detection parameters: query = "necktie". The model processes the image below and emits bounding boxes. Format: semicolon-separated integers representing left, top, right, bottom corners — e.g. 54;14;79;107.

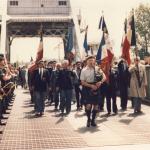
40;68;43;79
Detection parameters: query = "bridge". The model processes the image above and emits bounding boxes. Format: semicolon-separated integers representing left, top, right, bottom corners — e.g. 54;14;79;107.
0;1;150;150
0;0;84;62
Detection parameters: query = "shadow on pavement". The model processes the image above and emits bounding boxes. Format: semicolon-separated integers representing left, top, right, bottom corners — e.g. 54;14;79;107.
76;126;100;133
55;117;64;124
118;112;127;118
97;117;108;124
24;110;35;114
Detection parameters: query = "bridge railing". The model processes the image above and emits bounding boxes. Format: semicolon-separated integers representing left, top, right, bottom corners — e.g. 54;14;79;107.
7;7;71;16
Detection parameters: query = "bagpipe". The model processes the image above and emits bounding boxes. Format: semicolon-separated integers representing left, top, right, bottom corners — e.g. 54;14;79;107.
0;82;15;100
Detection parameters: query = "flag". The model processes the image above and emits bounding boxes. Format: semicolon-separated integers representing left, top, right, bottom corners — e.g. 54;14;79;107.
28;30;43;72
98;16;103;29
105;34;114;64
96;33;110;81
96;33;105;63
83;25;89;55
124;18;127;34
130;12;136;46
99;16;108;33
96;16;114;81
35;31;43;63
66;28;73;52
121;17;132;65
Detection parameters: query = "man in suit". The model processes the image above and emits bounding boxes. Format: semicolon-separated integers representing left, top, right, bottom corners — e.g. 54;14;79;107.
118;58;130;110
31;60;49;116
129;57;147;114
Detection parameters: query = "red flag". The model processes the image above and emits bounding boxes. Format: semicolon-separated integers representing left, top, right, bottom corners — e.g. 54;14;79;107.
35;34;43;63
122;36;131;65
28;32;43;72
121;18;132;65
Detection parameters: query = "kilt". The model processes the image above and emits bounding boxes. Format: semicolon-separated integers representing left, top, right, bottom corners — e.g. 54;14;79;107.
83;86;100;105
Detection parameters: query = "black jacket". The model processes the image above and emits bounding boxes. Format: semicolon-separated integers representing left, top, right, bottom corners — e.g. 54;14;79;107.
31;68;49;92
56;69;75;90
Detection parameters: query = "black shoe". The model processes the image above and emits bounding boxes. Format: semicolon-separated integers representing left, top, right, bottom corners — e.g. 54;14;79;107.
0;122;6;126
40;112;44;116
107;112;111;116
91;120;97;127
87;120;91;127
113;111;118;115
1;116;8;119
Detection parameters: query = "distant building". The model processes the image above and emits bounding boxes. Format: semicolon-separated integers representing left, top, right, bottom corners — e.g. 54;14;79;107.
7;0;71;15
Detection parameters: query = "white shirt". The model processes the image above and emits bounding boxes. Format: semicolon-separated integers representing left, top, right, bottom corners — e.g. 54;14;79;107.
39;68;43;79
80;66;95;83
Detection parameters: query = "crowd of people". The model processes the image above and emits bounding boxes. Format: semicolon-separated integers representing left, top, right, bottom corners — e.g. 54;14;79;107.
0;54;17;125
27;55;147;127
0;52;147;128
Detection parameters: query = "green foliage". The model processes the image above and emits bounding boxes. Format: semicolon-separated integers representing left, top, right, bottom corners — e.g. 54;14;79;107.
135;3;150;52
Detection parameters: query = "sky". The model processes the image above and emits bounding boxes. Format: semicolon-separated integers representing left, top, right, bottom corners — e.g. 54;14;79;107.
0;0;150;63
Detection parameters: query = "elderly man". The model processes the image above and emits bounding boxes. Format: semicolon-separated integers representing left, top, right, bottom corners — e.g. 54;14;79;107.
31;60;49;116
56;60;75;116
129;57;147;114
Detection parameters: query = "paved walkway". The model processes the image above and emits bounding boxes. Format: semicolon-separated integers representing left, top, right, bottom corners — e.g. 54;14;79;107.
0;88;150;149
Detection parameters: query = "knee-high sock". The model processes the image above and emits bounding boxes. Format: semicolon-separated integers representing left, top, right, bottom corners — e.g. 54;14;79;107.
86;109;91;121
92;109;97;122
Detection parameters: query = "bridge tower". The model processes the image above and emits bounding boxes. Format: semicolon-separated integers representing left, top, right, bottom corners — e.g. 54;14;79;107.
0;0;83;62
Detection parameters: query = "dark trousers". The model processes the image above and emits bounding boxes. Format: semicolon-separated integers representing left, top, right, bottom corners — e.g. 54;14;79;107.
107;92;118;113
99;82;109;111
120;85;128;109
34;91;46;113
54;89;60;109
60;89;72;114
48;90;53;104
74;85;81;108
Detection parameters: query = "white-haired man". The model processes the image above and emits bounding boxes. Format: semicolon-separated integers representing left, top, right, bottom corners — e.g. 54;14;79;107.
56;60;75;116
129;57;147;114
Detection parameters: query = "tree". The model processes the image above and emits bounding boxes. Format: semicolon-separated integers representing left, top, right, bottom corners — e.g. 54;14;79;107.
135;4;150;53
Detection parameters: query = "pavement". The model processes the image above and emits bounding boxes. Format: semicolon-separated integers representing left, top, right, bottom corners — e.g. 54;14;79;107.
0;88;150;150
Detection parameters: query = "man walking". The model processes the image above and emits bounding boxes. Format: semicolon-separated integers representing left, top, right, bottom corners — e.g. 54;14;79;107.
31;60;49;116
129;57;147;114
56;60;75;116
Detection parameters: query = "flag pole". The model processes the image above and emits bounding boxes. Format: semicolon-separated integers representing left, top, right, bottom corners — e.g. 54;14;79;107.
40;23;43;42
132;8;138;58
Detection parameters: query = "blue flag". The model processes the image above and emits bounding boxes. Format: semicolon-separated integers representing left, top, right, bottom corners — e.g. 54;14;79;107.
96;33;105;64
66;28;73;52
83;30;89;54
